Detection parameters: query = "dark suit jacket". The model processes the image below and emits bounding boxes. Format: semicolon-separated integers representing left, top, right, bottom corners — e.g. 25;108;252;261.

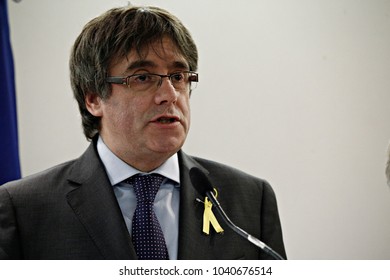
0;141;286;260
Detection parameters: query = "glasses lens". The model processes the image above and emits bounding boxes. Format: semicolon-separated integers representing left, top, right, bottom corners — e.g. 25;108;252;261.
128;74;159;91
127;72;198;92
188;72;198;90
170;72;188;91
171;72;198;91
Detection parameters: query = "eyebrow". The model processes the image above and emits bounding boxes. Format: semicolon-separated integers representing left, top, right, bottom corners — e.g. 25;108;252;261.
126;60;189;72
126;60;155;71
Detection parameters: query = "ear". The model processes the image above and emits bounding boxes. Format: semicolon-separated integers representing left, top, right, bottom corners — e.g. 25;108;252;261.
85;93;103;117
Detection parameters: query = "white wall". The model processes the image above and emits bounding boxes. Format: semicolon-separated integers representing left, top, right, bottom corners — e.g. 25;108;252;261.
8;0;390;259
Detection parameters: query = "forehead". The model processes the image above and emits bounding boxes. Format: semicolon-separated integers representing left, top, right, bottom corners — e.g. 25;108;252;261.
109;37;189;74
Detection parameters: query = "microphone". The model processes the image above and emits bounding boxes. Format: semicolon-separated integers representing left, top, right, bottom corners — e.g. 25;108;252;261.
189;167;284;260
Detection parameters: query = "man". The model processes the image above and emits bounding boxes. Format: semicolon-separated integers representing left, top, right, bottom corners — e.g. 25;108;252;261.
0;5;286;260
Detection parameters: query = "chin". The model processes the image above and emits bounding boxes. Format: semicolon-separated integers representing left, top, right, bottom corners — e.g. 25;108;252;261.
151;138;185;155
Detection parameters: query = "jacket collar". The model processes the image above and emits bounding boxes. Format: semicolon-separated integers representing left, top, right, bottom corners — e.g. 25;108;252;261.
177;151;225;259
65;139;218;259
66;140;136;259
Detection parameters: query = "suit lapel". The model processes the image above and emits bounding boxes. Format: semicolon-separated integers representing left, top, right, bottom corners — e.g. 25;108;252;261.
66;141;136;259
177;151;225;259
64;145;226;259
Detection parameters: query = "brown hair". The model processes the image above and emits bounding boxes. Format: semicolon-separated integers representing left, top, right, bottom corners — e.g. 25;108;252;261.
69;6;198;140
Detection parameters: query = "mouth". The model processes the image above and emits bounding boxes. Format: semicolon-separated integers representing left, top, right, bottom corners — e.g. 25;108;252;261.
152;115;180;124
156;117;178;124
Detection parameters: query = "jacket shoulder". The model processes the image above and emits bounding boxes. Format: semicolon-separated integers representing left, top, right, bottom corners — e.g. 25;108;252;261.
1;141;98;194
190;155;270;187
1;159;77;194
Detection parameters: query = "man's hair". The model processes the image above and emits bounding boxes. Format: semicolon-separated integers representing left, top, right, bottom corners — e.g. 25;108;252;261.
69;5;198;140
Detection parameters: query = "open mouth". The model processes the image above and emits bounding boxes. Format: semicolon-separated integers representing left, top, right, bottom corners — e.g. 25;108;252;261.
156;117;178;124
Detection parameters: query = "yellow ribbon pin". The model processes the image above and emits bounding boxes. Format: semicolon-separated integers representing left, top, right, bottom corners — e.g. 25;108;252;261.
202;188;224;235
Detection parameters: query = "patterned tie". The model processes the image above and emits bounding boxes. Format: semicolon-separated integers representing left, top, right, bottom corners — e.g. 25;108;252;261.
128;174;169;260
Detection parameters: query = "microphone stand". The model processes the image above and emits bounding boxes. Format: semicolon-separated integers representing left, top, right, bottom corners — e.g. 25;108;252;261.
205;190;285;260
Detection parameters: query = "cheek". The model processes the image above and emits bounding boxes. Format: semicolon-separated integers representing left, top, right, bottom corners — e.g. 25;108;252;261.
185;106;191;130
181;98;191;128
115;111;133;129
102;100;136;131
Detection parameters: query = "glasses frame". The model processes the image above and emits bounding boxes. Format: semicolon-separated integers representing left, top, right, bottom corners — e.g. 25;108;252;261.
106;71;198;91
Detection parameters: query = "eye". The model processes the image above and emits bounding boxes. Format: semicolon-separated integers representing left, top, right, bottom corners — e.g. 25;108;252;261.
134;74;152;83
171;72;185;83
128;73;158;90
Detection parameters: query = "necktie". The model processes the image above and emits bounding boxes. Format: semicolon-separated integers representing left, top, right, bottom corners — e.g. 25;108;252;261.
128;174;169;260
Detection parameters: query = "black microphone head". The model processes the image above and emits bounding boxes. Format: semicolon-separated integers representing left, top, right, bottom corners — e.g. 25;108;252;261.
189;167;214;195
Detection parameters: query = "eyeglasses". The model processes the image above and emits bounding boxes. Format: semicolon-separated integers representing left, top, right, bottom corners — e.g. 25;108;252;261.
106;71;198;92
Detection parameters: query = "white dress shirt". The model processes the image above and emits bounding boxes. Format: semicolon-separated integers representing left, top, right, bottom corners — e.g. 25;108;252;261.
96;136;180;259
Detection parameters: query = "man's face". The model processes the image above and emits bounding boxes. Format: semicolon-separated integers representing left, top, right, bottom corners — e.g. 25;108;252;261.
86;38;191;171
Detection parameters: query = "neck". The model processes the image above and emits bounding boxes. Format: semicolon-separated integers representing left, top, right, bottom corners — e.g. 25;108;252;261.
97;134;179;172
125;152;175;172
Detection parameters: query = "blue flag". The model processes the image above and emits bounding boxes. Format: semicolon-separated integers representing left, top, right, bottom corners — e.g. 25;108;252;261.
0;0;21;185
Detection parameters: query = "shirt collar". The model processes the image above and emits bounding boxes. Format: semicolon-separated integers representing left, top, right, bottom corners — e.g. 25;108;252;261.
97;136;180;186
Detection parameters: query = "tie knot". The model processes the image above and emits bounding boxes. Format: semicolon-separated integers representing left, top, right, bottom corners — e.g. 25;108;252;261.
128;174;165;203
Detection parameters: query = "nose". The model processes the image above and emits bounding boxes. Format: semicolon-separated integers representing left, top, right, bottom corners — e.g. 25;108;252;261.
154;77;179;105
